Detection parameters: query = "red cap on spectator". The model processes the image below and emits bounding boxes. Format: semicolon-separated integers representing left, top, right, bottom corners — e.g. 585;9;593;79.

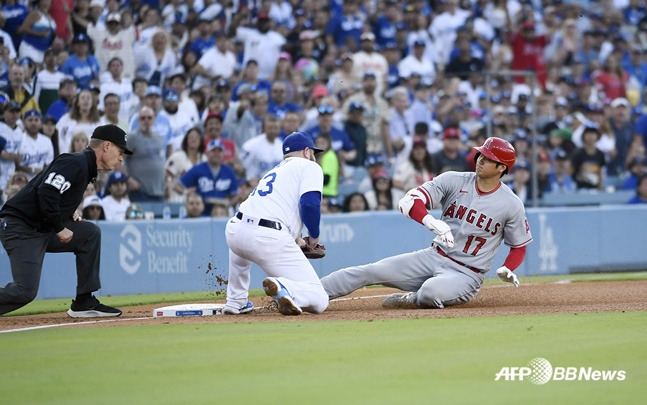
258;13;270;21
372;169;391;180
312;84;329;98
205;111;223;122
521;21;535;30
443;128;460;139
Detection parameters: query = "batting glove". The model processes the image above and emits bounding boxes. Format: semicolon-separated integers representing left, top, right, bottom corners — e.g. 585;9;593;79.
422;215;455;248
496;266;519;287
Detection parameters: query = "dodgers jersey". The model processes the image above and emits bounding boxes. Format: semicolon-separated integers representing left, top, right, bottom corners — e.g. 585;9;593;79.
238;157;323;239
418;171;533;271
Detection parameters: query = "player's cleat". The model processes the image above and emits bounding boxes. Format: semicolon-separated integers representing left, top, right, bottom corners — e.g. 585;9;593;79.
223;301;254;315
263;277;302;316
67;296;122;318
382;292;419;309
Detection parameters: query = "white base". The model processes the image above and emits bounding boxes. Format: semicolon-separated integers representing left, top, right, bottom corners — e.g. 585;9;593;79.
153;303;226;317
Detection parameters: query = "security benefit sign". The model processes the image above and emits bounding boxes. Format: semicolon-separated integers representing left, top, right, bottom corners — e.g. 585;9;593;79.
494;358;626;385
110;221;214;295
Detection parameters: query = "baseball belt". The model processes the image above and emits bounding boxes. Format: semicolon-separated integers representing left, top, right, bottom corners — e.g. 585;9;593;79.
435;246;482;274
236;212;282;231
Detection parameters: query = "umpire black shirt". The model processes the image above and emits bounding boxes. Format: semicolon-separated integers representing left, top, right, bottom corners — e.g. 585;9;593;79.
1;148;98;233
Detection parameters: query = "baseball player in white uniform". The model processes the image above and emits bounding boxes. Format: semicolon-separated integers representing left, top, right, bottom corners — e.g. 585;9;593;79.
321;137;533;309
224;132;329;315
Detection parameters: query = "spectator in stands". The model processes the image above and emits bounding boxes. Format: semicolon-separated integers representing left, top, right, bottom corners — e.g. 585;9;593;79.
327;53;358;98
232;12;286;80
88;12;136;80
2;171;29;203
168;73;200;125
398;39;436;84
230;60;272;102
0;101;24;194
388;86;414;166
55;89;101;153
314;133;339;199
547;150;577;194
68;131;88;153
134;29;176;88
46;78;76;122
241;114;283;182
623;158;647;190
607;97;634;177
17;109;53;179
210;203;229;218
1;0;28;50
507;161;531;205
61;33;100;90
364;168;404;211
101;171;130;222
343;192;369;213
432;127;469;173
192;32;237;87
280;110;301;139
352;32;388;95
185;191;206;218
16;0;56;64
393;138;435;192
593;54;628;101
159;88;195;155
166;126;205;203
341;72;390;161
445;36;484;81
343;101;367;167
99;58;134;116
358;154;385;193
82;195;105;221
100;93;127;131
627;174;647;204
223;84;260;149
40;113;59;156
35;48;65;114
570;126;607;190
176;139;238;216
307;104;356;168
267;81;301;120
270;52;296;101
325;0;363;52
508;18;548;88
2;64;38;116
125;203;145;220
125;106;166;202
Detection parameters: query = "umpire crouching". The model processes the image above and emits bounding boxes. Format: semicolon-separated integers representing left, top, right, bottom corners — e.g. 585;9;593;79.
0;125;133;318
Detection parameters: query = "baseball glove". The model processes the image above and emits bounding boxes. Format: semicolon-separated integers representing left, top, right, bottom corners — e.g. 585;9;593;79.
301;236;326;259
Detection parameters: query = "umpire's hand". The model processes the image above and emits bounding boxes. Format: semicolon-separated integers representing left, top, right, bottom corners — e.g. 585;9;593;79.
57;228;73;244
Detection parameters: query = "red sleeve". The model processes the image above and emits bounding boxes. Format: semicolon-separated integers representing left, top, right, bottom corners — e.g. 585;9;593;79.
409;198;429;224
503;246;526;271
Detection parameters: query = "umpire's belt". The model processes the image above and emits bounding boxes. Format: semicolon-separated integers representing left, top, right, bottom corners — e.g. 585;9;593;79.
236;212;282;231
436;246;482;274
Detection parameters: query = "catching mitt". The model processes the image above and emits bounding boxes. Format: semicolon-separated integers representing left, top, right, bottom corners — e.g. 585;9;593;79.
301;236;326;259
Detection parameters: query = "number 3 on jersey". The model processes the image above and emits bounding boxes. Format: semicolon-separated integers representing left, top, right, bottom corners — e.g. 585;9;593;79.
252;173;277;197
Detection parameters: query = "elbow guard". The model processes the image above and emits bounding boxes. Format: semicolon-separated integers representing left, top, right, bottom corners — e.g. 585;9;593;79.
398;188;427;219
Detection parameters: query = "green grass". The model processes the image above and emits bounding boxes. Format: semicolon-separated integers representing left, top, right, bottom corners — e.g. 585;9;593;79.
7;271;647;316
0;312;645;404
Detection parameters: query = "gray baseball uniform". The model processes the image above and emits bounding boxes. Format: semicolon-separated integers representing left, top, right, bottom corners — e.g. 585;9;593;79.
321;171;533;308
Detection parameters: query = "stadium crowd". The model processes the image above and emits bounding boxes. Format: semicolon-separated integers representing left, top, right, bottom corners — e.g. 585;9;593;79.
1;0;647;221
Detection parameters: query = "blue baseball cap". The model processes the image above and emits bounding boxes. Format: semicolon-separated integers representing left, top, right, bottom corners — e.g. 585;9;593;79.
162;89;179;102
24;109;41;119
106;171;128;186
206;138;224;151
282;132;323;154
145;85;162;96
349;101;364;111
363;71;377;80
18;57;34;66
73;33;91;44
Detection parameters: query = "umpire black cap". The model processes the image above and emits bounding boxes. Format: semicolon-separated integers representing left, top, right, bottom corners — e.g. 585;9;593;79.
91;125;133;155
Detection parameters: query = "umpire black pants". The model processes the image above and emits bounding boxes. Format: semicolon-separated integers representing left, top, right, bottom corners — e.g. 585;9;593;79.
0;216;102;315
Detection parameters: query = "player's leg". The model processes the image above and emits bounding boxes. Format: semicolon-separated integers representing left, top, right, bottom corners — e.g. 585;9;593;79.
256;228;328;314
415;269;483;309
224;221;254;311
0;218;49;315
321;247;436;299
46;220;102;294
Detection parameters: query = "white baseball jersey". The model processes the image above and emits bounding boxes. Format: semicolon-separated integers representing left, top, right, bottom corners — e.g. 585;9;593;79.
235;27;286;79
419;171;533;271
241;135;284;180
19;133;54;179
0;122;24;190
238;157;323;239
101;195;131;222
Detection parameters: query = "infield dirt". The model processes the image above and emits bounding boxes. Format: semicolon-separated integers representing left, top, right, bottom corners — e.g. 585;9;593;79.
1;280;646;330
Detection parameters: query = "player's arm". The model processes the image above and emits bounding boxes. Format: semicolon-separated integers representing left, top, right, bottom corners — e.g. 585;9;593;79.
299;190;321;247
398;186;454;248
37;157;77;235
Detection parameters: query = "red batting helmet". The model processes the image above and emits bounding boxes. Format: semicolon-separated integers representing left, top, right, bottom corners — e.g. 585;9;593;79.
473;137;516;173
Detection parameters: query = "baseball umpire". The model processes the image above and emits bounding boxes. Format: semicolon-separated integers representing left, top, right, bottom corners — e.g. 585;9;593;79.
0;124;132;318
321;137;533;309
